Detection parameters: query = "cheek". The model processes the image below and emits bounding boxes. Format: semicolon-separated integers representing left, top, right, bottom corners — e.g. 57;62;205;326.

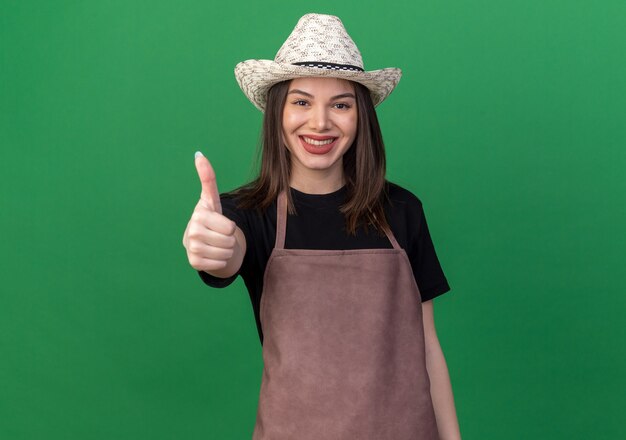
344;113;358;139
282;111;303;133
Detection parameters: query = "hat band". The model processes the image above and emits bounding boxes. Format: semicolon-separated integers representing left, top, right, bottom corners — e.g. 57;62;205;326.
292;61;364;72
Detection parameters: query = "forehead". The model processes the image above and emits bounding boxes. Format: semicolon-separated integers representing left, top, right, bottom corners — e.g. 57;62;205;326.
288;77;355;96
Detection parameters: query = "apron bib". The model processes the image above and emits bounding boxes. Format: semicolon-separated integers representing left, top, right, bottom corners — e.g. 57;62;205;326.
252;191;438;439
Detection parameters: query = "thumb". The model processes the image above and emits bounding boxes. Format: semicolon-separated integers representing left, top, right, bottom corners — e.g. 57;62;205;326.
194;151;222;214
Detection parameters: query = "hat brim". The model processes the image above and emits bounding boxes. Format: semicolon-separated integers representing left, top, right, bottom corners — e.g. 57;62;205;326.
234;59;402;112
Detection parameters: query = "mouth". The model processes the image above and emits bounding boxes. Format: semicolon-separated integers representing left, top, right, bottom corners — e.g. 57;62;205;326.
298;135;338;155
300;135;337;146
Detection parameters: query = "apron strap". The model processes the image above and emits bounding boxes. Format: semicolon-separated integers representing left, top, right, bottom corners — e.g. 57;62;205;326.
274;189;402;251
275;191;288;249
385;228;402;251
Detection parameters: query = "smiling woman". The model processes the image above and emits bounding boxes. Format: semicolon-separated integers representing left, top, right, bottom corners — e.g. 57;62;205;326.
182;12;460;440
281;77;358;193
231;76;391;236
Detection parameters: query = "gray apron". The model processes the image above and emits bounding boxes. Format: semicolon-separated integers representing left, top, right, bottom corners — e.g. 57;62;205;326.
252;191;439;439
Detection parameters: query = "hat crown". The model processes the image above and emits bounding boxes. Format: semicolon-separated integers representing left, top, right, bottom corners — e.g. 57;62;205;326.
274;13;364;68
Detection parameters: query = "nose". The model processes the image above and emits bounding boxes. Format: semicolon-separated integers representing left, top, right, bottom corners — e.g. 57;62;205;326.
309;105;332;131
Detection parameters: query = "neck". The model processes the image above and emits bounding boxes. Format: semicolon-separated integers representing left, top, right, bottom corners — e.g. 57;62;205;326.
289;166;345;195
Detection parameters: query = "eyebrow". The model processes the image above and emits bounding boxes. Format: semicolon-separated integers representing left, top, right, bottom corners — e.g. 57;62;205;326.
287;89;356;100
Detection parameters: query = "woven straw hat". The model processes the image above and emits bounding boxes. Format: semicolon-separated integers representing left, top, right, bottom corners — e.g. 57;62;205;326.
234;13;402;112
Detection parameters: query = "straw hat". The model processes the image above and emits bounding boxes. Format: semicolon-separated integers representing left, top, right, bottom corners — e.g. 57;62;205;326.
234;13;402;112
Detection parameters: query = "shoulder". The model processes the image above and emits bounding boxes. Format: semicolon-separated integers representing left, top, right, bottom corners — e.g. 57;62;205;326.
220;184;251;206
383;181;428;246
219;184;274;215
385;181;424;213
216;186;275;238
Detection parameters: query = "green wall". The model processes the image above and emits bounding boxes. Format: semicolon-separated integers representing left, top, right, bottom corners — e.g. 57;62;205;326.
1;1;624;438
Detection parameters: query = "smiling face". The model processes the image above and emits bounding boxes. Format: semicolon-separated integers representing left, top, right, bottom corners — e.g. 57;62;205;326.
282;77;358;193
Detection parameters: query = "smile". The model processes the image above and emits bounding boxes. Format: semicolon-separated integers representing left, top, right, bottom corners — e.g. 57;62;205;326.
298;136;338;155
301;136;337;146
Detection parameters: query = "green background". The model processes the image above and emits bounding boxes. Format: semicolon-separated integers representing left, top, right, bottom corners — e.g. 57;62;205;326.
1;0;624;438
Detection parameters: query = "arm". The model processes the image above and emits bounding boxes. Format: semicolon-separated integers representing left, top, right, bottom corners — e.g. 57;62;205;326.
422;300;462;440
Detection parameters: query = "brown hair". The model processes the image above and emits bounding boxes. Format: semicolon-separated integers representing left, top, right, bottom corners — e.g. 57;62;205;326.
231;79;390;236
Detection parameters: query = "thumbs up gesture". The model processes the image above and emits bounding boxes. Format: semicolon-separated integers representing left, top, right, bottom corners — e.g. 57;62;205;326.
183;152;245;277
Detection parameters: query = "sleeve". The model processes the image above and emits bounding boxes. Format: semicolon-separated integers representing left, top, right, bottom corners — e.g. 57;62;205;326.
408;199;451;302
196;193;249;289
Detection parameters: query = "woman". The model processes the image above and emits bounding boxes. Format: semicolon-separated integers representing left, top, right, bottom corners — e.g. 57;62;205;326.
183;13;461;440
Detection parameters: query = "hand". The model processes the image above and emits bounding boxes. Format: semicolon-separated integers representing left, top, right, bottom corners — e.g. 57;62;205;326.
183;152;238;272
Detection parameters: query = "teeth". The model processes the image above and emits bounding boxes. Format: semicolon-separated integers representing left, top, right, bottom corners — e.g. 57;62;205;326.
302;136;335;146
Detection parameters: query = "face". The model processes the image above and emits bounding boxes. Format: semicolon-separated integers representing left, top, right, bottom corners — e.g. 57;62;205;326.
282;77;358;189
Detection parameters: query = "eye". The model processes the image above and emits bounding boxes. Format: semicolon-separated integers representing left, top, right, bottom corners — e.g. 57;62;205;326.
333;103;352;110
292;99;309;106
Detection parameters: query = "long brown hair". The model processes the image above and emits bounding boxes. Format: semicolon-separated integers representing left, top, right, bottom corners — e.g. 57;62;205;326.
231;79;390;236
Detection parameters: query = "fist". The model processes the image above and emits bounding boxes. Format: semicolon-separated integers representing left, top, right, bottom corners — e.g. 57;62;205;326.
183;152;238;272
